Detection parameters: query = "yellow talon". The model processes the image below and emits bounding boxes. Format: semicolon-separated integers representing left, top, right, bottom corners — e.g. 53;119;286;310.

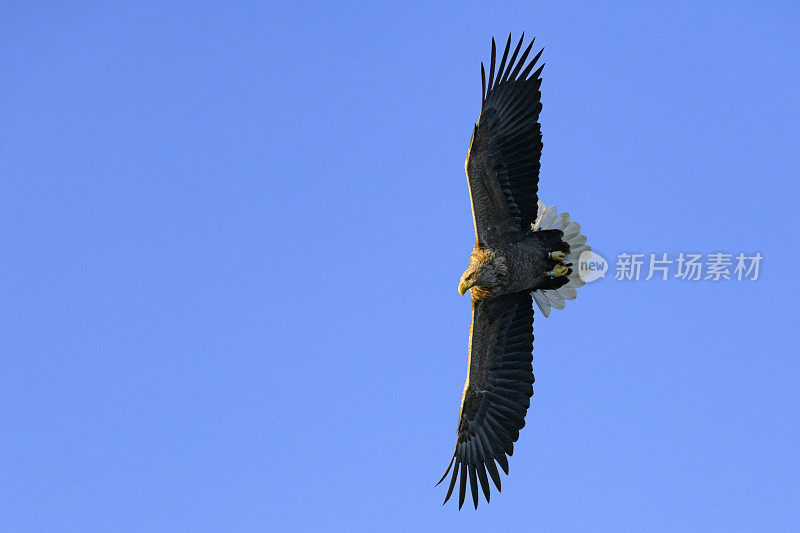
553;264;568;277
550;251;566;262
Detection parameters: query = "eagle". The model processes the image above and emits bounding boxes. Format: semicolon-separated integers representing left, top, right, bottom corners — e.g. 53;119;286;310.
437;33;591;509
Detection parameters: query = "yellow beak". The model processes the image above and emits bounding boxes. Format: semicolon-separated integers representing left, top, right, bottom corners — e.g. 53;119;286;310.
458;280;473;296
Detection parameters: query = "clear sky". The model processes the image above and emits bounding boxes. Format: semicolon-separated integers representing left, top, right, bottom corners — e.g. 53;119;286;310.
2;1;799;531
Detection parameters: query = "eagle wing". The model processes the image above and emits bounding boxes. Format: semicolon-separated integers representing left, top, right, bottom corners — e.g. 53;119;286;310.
438;292;535;509
466;34;544;246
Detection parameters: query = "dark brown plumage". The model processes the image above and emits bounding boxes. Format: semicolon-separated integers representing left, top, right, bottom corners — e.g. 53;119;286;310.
440;33;575;510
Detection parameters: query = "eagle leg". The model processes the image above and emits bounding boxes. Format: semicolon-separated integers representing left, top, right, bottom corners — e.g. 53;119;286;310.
546;264;569;278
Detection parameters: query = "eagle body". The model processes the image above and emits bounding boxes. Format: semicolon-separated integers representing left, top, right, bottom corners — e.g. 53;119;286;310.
438;34;592;510
464;230;568;301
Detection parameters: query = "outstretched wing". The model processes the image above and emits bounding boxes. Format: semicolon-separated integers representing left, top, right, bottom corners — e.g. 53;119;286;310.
466;33;544;246
438;292;535;509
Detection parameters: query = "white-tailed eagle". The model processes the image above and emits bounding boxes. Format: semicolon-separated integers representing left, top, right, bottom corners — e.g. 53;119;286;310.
438;33;591;509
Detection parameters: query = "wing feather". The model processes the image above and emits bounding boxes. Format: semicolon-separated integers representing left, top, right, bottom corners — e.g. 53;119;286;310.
438;292;535;508
486;38;496;91
502;32;525;83
495;34;512;89
507;37;535;82
466;33;544;246
458;461;468;509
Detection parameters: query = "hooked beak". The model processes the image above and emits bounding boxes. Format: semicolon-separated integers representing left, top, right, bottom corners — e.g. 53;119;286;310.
458;279;473;296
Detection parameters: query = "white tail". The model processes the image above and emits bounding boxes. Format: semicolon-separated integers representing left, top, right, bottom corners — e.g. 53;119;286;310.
531;201;590;317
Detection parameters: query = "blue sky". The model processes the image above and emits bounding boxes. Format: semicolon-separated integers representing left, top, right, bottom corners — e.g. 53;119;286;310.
2;1;799;531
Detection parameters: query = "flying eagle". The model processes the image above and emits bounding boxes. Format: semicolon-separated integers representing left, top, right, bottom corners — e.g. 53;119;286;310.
437;33;591;509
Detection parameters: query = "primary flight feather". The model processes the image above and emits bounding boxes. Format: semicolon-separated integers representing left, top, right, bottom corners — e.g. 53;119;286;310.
438;33;591;509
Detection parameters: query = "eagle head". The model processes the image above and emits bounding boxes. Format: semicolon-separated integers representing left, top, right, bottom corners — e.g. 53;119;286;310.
458;249;508;300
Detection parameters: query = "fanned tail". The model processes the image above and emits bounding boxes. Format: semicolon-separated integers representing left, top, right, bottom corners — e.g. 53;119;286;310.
531;201;590;317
